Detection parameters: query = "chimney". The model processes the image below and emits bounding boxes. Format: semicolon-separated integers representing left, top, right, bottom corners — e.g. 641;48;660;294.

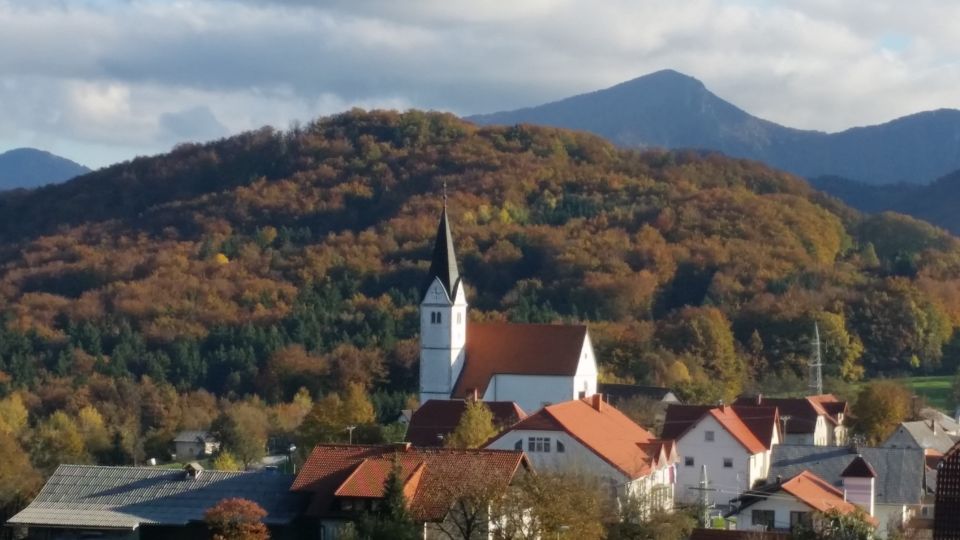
471;389;479;402
718;400;726;412
184;462;204;480
756;394;763;405
591;394;603;412
393;442;413;452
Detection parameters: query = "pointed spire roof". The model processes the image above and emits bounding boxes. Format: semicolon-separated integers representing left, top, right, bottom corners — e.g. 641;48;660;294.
421;204;461;302
841;455;877;478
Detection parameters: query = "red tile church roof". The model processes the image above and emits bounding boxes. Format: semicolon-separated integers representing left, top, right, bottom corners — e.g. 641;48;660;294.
452;322;588;399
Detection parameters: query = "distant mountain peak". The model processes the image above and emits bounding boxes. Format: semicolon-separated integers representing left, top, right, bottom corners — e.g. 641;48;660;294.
468;70;960;185
0;148;90;191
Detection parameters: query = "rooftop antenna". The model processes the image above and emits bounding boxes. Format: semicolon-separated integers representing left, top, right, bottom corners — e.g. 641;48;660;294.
809;322;823;395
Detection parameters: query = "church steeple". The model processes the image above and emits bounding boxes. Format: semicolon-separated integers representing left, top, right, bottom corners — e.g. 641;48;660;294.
422;199;461;302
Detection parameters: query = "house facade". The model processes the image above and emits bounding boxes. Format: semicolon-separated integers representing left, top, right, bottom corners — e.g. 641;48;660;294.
418;205;598;414
485;395;678;510
883;419;960;454
662;404;779;507
734;395;848;446
173;430;220;460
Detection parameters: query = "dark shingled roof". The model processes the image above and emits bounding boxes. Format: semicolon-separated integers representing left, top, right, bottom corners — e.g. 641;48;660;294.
841;455;877;478
7;465;302;529
598;383;679;403
421;206;460;302
405;400;526;447
768;444;925;505
935;440;960;538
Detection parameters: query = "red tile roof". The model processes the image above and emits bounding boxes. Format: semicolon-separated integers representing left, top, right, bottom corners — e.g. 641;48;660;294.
779;471;867;517
487;396;675;479
293;444;529;522
662;404;778;454
452;322;588;398
735;394;847;432
406;400;526;447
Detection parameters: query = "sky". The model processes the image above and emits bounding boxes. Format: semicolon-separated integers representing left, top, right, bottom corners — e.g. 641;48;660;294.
1;0;959;169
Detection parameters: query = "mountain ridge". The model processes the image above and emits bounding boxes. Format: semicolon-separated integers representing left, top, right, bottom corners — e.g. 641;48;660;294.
467;70;960;185
0;147;90;191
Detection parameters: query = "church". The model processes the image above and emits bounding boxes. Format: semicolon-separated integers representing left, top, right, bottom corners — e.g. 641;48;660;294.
418;203;598;414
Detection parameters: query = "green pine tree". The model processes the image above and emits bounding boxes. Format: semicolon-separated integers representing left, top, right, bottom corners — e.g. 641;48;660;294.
354;458;418;540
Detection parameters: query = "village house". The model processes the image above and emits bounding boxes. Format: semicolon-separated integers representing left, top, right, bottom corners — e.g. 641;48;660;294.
733;395;848;446
6;464;303;540
883;418;960;454
726;468;875;533
290;443;530;540
935;439;960;539
173;430;220;460
405;399;526;447
484;395;678;510
768;444;930;536
662;404;780;507
418;204;598;414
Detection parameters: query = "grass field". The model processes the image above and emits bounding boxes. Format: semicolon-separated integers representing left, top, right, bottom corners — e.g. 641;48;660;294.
898;375;954;412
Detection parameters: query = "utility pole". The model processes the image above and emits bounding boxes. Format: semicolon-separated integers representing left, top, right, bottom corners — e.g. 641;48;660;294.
780;415;792;443
346;425;357;445
809;322;823;395
688;465;715;527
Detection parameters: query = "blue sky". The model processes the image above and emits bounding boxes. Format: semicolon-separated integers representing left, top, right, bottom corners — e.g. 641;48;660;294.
1;0;958;169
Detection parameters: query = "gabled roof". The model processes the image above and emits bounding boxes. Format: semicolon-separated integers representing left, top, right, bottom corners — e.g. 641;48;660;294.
7;465;301;529
487;397;675;479
293;444;528;522
405;400;526;447
732;471;867;518
887;420;960;453
734;395;837;432
768;444;925;505
662;404;778;454
841;455;877;478
421;206;461;302
452;322;589;399
808;394;848;423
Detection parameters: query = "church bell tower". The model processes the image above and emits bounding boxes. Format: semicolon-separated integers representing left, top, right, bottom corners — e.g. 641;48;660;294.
419;198;467;405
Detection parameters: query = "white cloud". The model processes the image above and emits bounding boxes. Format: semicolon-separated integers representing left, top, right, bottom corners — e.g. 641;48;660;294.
0;0;958;167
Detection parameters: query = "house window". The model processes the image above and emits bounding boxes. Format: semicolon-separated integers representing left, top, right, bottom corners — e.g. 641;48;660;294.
684;456;694;467
528;437;551;452
430;311;442;324
705;431;715;442
723;458;733;468
515;440;523;451
790;511;811;529
752;510;775;529
557;441;565;453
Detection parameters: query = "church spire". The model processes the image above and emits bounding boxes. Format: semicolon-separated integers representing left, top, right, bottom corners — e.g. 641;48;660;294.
422;199;461;301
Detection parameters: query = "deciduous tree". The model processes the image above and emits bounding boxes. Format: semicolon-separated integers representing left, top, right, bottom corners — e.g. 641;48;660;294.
204;498;270;540
445;400;497;449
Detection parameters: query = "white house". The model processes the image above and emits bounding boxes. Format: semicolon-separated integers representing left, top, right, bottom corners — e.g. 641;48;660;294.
418;204;598;414
882;419;960;454
662;404;780;507
173;430;219;459
727;469;875;533
485;395;677;510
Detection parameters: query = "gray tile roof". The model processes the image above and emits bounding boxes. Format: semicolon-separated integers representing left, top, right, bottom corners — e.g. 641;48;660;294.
768;444;925;505
887;420;960;453
7;465;302;529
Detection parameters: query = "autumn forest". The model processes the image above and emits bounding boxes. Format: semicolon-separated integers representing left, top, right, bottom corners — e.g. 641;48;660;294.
2;110;960;516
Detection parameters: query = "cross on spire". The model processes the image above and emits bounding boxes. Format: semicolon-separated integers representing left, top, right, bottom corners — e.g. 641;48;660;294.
442;180;448;208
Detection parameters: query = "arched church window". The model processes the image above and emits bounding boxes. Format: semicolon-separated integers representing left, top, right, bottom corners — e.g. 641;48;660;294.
430;312;442;324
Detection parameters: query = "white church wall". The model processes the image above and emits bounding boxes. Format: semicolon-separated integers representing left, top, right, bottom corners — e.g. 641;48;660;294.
419;278;467;404
483;375;576;414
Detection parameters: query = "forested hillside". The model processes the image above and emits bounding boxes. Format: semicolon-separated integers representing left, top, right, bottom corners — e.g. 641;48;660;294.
2;110;960;477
